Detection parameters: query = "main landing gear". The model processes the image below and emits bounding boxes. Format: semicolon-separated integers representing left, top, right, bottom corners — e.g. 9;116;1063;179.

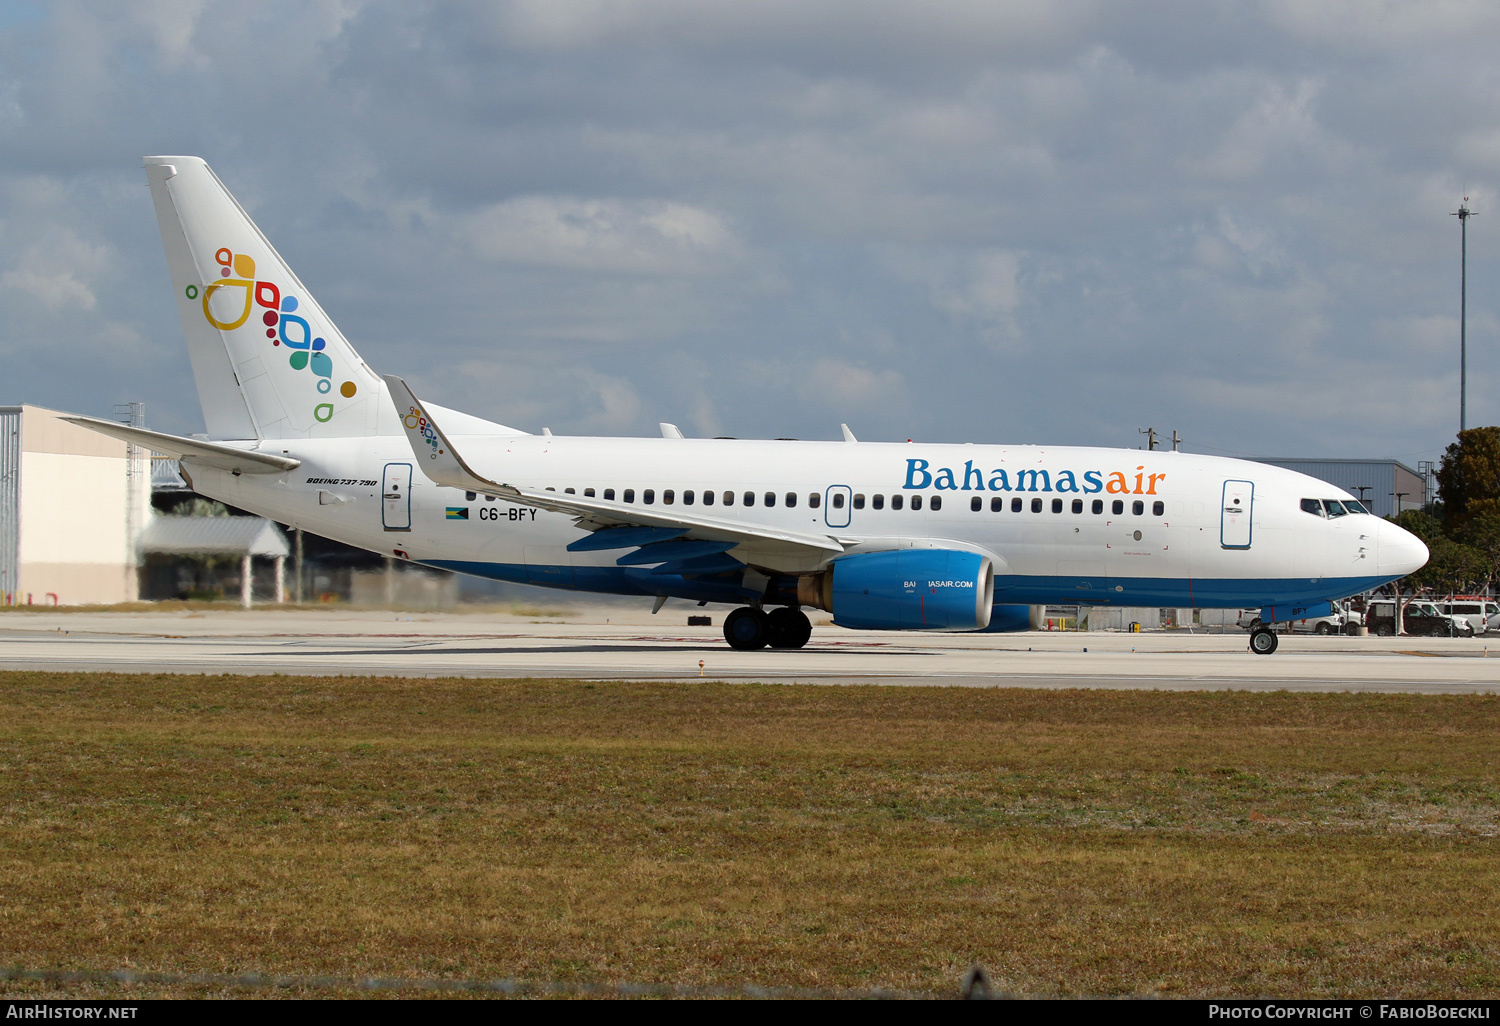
723;606;813;650
1249;627;1279;655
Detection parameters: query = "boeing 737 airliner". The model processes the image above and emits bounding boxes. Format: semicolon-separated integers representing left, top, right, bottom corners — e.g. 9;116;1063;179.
67;157;1428;654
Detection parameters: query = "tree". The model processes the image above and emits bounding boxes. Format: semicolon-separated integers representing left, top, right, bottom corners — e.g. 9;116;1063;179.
1457;512;1500;592
1408;536;1485;596
1436;426;1500;533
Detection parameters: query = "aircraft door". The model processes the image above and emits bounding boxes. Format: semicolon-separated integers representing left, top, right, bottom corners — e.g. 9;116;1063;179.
1221;480;1253;549
383;462;412;531
825;485;852;529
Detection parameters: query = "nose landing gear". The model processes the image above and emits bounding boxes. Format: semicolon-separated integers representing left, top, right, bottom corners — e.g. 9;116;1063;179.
722;606;812;650
1249;627;1279;655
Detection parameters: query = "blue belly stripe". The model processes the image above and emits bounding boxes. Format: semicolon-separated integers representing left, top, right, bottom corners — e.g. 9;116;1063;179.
420;561;1403;616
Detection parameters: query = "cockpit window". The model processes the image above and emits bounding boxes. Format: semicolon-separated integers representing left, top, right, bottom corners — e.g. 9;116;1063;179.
1300;498;1324;517
1344;499;1368;514
1324;499;1348;517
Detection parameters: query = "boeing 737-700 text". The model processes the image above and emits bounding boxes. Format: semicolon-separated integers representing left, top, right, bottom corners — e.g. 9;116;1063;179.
65;157;1428;654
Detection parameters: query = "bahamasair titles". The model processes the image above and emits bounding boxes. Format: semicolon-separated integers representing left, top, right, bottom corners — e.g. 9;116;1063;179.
65;157;1428;655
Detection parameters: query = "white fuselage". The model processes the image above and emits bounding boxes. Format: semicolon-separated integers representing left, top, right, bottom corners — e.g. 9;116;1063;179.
185;432;1425;613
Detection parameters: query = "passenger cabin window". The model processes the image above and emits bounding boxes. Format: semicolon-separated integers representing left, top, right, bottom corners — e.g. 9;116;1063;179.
1153;501;1164;516
643;489;655;504
683;490;694;505
702;490;714;506
663;489;674;505
808;493;820;508
872;494;884;510
1112;500;1124;515
912;495;923;511
991;496;1003;512
565;487;575;494
853;494;865;510
604;488;615;500
1031;498;1042;513
832;493;845;509
764;492;776;507
971;496;983;511
1092;499;1103;514
1052;498;1063;513
723;491;734;506
1300;498;1323;517
466;491;476;501
1012;497;1022;512
1132;500;1144;515
891;495;904;510
786;492;797;508
931;495;941;511
1072;499;1083;514
584;488;595;497
743;491;755;507
623;489;635;503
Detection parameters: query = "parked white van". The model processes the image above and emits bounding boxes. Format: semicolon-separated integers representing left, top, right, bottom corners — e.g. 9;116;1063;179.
1436;598;1497;635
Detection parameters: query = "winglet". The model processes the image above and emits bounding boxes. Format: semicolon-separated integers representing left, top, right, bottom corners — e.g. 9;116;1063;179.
383;374;512;496
841;423;858;443
660;422;684;439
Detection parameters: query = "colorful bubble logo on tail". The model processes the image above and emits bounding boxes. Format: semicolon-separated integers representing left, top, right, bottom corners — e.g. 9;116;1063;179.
195;246;358;424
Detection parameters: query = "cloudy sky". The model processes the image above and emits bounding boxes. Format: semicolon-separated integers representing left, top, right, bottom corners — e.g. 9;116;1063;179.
1;1;1497;468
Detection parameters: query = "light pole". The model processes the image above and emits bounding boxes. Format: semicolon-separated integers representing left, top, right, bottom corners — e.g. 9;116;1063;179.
1453;199;1476;432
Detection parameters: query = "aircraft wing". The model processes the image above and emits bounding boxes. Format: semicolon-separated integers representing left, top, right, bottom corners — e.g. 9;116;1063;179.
61;416;302;475
384;375;843;558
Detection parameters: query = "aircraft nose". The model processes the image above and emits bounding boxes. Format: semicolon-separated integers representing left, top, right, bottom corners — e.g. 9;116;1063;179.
1376;518;1429;577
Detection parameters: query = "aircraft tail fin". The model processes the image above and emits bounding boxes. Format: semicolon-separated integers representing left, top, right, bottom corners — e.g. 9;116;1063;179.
143;156;384;440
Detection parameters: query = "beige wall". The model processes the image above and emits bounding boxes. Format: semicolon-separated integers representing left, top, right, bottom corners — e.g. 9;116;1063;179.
13;405;139;606
14;562;131;606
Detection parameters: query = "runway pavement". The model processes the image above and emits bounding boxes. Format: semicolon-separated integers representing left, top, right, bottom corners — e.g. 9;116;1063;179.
2;606;1500;692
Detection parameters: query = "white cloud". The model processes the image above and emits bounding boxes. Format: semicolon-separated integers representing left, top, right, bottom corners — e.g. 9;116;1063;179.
465;196;738;275
794;358;905;413
0;227;110;310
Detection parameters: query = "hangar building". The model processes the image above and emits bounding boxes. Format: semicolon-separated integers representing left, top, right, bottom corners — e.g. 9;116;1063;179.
0;404;151;605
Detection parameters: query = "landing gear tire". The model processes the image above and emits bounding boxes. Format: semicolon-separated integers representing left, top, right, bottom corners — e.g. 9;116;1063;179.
1249;628;1279;655
724;607;770;650
766;608;813;649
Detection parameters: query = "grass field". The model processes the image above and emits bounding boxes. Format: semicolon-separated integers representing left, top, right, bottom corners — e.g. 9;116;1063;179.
1;672;1498;998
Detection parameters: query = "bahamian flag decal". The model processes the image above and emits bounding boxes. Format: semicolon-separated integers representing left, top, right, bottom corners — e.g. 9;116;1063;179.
445;507;469;520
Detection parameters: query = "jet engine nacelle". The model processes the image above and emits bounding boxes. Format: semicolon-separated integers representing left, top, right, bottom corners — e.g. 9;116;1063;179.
797;549;995;631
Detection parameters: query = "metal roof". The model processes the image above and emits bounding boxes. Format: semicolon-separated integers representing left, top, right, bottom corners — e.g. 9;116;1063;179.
138;516;290;558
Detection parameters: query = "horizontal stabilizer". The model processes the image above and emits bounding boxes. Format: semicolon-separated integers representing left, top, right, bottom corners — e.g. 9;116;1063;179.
62;416;301;475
